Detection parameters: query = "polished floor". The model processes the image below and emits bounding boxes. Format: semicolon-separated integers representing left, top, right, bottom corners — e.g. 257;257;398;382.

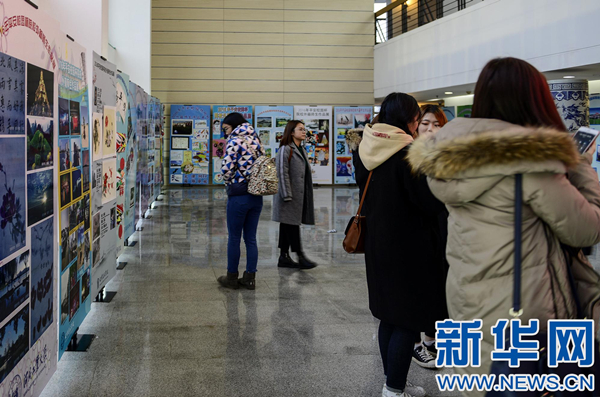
42;187;461;396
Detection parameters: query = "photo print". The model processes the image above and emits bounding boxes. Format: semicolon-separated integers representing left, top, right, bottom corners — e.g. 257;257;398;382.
258;130;270;144
319;119;329;132
110;207;116;230
92;238;100;268
275;131;283;143
171;136;189;150
0;250;30;323
0;138;26;261
68;232;77;267
71;137;82;167
354;114;370;128
316;147;329;166
82;164;90;193
317;131;329;147
30;218;53;345
337;128;347;140
92;112;102;159
81;105;90;147
69;280;80;320
276;118;290;128
83;195;91;231
92;212;100;241
336;114;352;126
0;305;29;383
59;139;71;172
70;100;80;135
81;269;90;303
27;63;53;118
59;98;70;136
0;53;25;134
102;158;117;204
60;173;71;208
26;117;53;170
170;151;184;167
103;107;116;157
336;156;353;177
72;169;82;201
27;169;54;226
76;226;85;272
257;117;272;128
172;120;192;135
336;141;346;155
60;269;68;324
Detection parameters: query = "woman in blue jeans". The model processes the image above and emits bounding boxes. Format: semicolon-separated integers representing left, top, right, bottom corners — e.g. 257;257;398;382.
217;113;265;290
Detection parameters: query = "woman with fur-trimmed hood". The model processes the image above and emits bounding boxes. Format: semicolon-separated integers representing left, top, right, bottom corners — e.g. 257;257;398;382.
408;58;600;396
349;94;449;397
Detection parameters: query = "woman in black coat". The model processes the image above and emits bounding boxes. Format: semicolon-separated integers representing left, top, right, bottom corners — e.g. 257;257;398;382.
349;93;448;397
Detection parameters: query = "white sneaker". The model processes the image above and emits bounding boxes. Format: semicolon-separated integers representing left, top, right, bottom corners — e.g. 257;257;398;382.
382;383;427;397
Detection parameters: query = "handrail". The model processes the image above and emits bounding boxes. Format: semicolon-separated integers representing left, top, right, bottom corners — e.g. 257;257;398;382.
375;0;405;18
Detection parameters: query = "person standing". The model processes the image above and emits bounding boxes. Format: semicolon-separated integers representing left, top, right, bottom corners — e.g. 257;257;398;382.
272;120;318;269
353;93;448;397
218;113;264;290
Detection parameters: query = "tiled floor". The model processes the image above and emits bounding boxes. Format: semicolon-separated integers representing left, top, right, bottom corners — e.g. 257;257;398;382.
41;187;461;396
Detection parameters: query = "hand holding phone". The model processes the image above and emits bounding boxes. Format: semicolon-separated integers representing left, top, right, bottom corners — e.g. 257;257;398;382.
572;127;600;154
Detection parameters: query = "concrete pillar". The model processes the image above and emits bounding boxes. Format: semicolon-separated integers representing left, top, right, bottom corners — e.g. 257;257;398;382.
548;79;589;132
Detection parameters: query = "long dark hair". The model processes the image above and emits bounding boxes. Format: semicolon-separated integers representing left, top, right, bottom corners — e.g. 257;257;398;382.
221;112;248;132
472;57;565;131
279;120;304;147
378;92;421;136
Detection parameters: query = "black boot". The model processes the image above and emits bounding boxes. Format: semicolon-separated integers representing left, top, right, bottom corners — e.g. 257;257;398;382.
278;251;300;268
297;252;317;269
217;271;239;289
238;271;256;290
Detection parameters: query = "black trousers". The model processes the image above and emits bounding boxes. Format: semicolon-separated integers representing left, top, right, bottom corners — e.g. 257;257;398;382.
278;223;301;253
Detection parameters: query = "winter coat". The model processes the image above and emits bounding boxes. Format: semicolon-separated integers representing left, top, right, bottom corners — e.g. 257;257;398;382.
221;123;264;185
407;117;600;396
350;123;449;331
272;143;315;226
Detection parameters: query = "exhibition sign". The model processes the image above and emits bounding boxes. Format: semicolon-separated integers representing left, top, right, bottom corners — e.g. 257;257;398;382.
254;106;293;159
294;106;333;184
169;105;211;185
0;2;60;394
333;106;372;184
211;105;253;185
57;36;92;359
90;52;117;299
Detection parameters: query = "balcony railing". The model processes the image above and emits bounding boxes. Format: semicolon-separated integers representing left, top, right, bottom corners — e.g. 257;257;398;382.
376;0;480;44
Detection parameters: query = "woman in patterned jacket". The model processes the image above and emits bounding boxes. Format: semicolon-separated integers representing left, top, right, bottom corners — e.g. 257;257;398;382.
217;112;265;290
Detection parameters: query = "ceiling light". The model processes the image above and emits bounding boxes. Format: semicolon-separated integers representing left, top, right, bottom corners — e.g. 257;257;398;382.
563;75;575;79
444;92;453;95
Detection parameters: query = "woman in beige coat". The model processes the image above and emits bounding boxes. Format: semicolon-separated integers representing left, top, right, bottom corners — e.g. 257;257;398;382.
408;57;600;396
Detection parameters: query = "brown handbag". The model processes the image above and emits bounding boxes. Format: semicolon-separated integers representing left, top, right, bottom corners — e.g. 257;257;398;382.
343;171;373;254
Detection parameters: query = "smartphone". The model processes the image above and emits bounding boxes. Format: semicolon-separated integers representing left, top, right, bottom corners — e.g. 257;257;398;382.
573;127;600;154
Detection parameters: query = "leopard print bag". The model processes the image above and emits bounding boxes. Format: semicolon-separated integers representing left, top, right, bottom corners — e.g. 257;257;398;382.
244;139;278;196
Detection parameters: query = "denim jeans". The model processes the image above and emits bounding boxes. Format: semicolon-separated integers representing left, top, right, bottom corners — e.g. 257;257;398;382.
226;193;263;274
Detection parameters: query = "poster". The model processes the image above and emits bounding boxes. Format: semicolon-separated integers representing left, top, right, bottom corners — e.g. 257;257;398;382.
115;73;129;255
212;105;253;184
443;106;455;121
254;106;293;160
152;97;162;200
333;106;372;184
136;86;149;219
56;36;92;359
91;52;117;299
589;94;600;181
170;105;210;185
294;106;333;184
457;105;472;118
124;81;138;240
0;2;62;394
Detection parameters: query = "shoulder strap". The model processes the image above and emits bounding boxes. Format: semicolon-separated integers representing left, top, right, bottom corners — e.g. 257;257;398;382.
356;171;373;217
511;174;523;317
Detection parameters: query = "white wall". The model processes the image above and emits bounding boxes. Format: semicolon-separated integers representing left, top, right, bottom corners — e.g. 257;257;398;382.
108;0;151;92
375;0;600;100
37;0;105;56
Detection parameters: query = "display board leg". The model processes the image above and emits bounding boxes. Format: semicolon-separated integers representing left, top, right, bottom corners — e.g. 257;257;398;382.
66;328;96;352
136;226;144;232
145;215;152;219
155;198;163;201
127;240;137;247
117;261;127;270
95;287;117;303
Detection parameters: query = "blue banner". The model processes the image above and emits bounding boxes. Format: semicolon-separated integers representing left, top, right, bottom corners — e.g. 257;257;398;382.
170;105;211;185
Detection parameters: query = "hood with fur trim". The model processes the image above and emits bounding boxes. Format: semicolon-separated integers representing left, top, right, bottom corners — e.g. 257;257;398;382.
407;118;579;180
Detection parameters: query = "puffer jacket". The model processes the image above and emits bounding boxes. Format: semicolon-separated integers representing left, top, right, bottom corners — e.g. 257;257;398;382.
221;123;264;185
407;117;600;396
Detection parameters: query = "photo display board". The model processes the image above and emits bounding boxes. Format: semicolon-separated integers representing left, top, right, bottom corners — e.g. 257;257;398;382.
169;105;211;185
153;97;162;199
90;52;117;299
211;106;253;185
57;37;92;359
137;89;150;216
254;106;293;159
333;106;372;184
115;72;130;257
0;2;61;394
294;106;333;184
125;81;138;240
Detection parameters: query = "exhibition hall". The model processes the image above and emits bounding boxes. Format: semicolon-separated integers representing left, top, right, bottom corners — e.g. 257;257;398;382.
0;0;598;396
